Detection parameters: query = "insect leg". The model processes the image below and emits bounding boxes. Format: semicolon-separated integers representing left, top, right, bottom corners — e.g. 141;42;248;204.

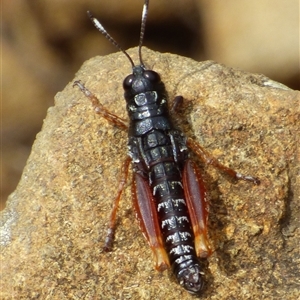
187;137;260;185
182;159;212;258
132;173;170;271
73;80;128;130
103;156;131;251
170;96;184;114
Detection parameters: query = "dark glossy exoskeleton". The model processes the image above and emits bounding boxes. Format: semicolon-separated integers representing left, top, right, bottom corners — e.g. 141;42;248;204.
124;65;209;293
74;0;260;295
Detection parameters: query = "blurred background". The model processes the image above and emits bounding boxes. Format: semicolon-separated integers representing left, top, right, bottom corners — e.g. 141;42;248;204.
1;0;299;209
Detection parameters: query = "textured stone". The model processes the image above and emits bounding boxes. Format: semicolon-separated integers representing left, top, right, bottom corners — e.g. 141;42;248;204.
1;48;299;299
3;0;299;209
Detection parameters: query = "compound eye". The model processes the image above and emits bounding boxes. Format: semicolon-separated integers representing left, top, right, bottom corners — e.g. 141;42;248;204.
144;70;161;83
123;74;134;90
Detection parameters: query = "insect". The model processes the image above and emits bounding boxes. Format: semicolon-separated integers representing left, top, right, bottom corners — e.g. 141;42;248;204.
74;0;260;295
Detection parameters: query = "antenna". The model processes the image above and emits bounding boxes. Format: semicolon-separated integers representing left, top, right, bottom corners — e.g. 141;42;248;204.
87;0;150;69
138;0;149;67
87;11;135;68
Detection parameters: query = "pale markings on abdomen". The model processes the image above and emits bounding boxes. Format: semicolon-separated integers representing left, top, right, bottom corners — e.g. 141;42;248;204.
161;216;190;229
170;245;194;255
175;255;194;265
152;181;183;196
166;231;192;243
157;198;186;212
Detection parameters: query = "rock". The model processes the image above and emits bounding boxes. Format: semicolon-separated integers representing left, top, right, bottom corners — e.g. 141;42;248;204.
3;0;299;209
1;48;299;299
1;0;200;207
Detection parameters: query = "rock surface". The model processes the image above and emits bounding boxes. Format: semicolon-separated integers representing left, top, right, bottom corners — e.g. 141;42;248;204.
1;48;299;299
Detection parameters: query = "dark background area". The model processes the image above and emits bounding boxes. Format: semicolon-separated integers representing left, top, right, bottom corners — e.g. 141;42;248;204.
2;0;299;209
